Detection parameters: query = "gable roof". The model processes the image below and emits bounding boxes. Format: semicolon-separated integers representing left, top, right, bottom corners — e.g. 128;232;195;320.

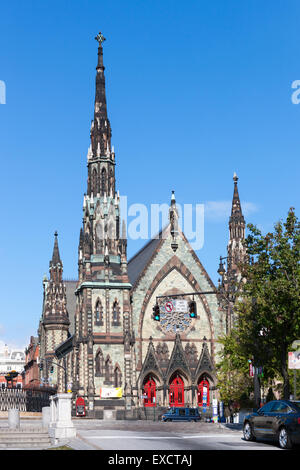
127;230;164;287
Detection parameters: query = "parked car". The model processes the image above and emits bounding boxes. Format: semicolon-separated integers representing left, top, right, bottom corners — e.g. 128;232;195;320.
161;407;201;422
243;399;300;449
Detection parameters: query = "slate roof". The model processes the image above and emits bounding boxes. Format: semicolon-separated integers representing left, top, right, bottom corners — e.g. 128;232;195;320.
127;229;165;288
64;280;77;335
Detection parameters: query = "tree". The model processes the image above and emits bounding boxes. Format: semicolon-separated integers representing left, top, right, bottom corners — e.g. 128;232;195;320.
216;330;254;406
235;207;300;399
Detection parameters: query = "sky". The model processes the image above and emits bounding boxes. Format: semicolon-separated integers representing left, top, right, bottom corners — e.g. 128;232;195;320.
0;0;300;349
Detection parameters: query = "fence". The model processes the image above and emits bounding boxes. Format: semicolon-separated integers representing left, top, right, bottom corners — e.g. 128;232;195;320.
0;388;55;412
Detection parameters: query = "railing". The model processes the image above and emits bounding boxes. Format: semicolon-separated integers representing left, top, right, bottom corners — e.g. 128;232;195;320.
0;388;56;412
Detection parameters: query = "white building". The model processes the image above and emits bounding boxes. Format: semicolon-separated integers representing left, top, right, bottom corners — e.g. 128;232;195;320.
0;344;25;374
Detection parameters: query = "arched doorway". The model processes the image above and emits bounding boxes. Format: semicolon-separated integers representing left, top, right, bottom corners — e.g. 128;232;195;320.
143;376;156;407
197;378;210;408
169;375;184;407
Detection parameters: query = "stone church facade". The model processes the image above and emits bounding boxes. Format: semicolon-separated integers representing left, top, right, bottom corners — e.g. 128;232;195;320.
38;33;246;418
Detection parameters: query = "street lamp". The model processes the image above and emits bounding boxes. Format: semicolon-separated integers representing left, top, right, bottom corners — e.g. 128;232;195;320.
41;357;68;393
217;255;238;333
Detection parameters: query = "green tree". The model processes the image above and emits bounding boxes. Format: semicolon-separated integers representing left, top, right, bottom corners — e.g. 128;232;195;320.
235;207;300;399
216;330;253;406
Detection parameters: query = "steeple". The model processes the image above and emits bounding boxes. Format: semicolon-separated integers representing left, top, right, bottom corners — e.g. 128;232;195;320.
94;32;108;120
43;233;69;337
229;172;245;241
79;33;129;277
73;34;133;406
88;32;115;197
51;231;61;266
49;231;63;285
169;190;179;252
227;172;246;275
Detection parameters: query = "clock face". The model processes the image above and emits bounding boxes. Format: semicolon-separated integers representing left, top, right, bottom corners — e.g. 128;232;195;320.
159;297;192;334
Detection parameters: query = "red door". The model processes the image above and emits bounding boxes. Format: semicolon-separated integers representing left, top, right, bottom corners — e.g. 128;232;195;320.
143;378;156;407
197;379;210;407
169;376;184;407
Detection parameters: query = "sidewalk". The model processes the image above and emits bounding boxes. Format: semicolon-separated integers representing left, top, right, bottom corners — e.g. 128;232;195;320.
219;422;243;431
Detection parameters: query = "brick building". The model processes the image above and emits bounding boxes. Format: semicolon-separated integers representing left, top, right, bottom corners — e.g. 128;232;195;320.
23;336;40;390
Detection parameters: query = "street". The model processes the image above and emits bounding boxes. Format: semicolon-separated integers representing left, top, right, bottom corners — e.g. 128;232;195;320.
69;420;283;451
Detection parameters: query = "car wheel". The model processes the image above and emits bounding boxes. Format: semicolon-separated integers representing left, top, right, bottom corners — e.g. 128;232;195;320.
243;422;256;442
278;427;292;449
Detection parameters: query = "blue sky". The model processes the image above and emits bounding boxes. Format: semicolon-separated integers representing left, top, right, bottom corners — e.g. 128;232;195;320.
1;0;300;349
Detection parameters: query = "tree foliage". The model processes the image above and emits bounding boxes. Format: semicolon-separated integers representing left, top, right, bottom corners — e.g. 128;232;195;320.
218;208;300;400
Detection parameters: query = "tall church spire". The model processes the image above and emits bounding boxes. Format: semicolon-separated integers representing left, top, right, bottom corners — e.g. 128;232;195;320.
88;32;115;197
79;32;128;270
94;31;107;119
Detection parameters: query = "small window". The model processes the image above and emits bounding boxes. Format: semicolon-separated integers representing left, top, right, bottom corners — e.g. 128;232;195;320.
259;401;274;413
95;300;103;325
189;409;196;416
270;401;292;413
112;301;120;325
179;409;186;416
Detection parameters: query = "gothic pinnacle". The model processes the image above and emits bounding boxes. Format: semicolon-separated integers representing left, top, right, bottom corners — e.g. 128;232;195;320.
51;231;61;266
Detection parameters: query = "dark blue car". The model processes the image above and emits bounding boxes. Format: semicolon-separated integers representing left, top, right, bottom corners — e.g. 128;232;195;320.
243;399;300;449
161;407;201;422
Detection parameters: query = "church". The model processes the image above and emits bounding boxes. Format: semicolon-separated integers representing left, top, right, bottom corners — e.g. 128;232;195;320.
38;33;246;419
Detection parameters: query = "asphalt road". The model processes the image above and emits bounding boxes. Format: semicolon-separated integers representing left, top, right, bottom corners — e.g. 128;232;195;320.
69;421;282;451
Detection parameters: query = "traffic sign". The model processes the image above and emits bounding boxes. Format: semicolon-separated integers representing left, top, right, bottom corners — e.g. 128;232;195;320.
175;300;188;312
165;301;174;313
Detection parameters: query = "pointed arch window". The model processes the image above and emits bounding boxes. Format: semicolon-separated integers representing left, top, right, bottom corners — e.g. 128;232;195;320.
95;349;104;377
95;300;103;326
104;356;112;384
92;168;98;195
114;365;122;388
112;301;120;326
101;167;107;196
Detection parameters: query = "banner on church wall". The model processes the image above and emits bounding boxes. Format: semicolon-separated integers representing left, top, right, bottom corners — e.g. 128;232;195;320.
100;387;123;398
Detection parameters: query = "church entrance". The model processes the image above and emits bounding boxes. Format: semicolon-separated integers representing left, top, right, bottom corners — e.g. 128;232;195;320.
169;376;184;407
197;378;210;407
143;376;156;407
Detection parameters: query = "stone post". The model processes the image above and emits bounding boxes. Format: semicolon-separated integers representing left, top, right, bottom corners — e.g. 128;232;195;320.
49;393;76;445
8;409;20;429
42;406;50;428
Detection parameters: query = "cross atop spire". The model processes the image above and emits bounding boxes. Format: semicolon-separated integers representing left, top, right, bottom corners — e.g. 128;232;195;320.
95;31;106;46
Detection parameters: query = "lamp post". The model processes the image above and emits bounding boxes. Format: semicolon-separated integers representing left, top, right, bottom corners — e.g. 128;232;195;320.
40;358;68;393
217;255;237;333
